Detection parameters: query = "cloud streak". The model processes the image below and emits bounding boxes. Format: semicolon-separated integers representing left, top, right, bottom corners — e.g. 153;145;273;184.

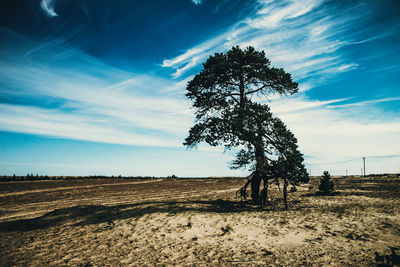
161;0;385;86
0;29;192;148
328;97;400;109
191;0;202;5
40;0;58;17
0;104;177;147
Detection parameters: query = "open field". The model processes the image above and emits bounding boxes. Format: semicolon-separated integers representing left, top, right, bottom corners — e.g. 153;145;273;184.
0;175;399;266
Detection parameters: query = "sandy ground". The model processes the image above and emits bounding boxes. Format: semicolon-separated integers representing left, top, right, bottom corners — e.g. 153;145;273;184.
0;176;399;266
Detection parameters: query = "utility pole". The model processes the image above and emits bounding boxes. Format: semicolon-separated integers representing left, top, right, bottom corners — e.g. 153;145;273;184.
362;157;366;177
346;169;348;176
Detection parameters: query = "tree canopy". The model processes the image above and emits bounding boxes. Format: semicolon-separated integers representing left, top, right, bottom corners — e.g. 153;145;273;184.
185;46;297;120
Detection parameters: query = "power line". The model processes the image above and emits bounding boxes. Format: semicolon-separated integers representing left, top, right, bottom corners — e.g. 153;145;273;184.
306;157;360;166
305;154;400;166
367;154;400;159
306;154;400;165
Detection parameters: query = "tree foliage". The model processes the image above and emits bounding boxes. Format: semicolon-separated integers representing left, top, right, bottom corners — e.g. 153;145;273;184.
184;46;297;151
184;46;308;206
318;171;334;195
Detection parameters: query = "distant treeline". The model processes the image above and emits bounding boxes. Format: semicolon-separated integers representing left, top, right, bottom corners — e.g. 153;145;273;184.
0;174;248;182
0;174;160;182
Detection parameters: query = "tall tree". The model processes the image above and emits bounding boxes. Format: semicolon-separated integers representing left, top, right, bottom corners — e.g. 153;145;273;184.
184;46;299;203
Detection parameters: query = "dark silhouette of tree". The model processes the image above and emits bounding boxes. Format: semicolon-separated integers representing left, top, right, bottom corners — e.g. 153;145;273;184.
184;46;306;204
318;171;334;195
230;107;309;208
267;121;309;209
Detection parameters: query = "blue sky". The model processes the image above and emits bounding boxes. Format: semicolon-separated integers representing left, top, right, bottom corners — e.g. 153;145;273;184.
0;0;399;176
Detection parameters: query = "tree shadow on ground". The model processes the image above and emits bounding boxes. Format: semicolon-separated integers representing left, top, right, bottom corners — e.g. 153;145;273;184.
0;198;289;232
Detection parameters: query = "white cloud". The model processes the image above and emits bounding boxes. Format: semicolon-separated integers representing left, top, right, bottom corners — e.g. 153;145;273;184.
40;0;58;17
172;57;200;78
268;96;349;114
328;97;400;109
269;95;400;175
249;0;321;29
191;0;202;5
338;63;358;71
0;64;193;142
161;33;229;78
0;31;193;149
0;104;179;147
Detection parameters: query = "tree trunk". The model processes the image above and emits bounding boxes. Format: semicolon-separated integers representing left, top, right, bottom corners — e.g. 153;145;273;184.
261;178;268;206
239;74;245;108
250;170;261;203
251;144;266;203
236;173;254;201
283;178;288;210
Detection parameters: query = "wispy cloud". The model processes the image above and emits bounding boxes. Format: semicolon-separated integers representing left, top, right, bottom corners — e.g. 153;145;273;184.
191;0;202;5
248;0;321;29
161;33;229;78
0;29;192;148
0;104;178;147
40;0;58;17
161;0;381;84
328;97;400;109
268;95;400;175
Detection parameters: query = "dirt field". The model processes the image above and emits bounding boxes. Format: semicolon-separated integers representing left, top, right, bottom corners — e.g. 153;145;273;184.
0;175;399;266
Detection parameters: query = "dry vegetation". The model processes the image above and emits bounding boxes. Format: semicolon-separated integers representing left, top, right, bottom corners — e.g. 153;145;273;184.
0;175;399;266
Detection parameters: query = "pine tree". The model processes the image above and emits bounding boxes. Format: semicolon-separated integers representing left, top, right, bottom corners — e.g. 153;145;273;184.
318;171;334;195
184;46;305;204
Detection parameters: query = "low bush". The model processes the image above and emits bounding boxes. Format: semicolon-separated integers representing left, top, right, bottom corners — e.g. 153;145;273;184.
318;171;334;195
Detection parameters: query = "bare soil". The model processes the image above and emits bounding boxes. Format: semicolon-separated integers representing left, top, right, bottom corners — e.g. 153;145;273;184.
0;176;399;266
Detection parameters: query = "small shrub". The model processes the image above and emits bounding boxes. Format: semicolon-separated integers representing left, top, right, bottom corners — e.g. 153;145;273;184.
318;171;334;195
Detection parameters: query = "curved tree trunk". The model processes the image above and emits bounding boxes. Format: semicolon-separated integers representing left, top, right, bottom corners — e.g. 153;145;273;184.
236;173;254;201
